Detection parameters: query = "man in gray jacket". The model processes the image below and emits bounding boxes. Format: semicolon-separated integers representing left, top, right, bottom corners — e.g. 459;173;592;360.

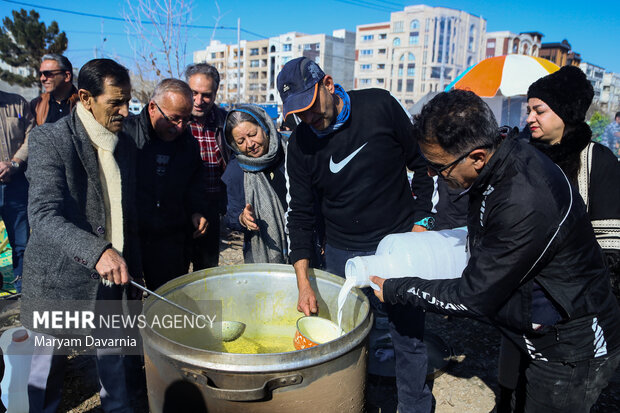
21;59;144;413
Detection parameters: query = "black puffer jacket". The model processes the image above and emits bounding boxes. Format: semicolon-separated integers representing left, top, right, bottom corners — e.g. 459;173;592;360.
123;107;210;235
384;131;620;362
531;123;620;299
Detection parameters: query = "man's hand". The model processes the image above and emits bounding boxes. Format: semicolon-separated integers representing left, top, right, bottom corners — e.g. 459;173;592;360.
191;213;209;238
412;224;428;232
239;203;259;231
0;161;14;182
294;259;318;315
298;284;318;315
96;248;130;285
369;276;386;302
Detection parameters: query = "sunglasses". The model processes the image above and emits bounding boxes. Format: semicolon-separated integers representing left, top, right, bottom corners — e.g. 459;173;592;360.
154;102;190;126
39;70;66;78
422;144;492;175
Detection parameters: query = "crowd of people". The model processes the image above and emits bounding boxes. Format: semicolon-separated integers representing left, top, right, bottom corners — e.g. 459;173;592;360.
0;52;618;413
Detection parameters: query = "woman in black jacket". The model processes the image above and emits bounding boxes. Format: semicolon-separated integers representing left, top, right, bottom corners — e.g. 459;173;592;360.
496;65;620;413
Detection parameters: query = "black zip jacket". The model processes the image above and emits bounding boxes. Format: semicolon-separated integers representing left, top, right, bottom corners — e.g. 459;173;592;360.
123;107;210;235
384;132;620;362
285;88;434;263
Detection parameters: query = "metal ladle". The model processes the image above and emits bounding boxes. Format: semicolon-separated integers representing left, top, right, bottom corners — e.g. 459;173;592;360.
130;280;246;342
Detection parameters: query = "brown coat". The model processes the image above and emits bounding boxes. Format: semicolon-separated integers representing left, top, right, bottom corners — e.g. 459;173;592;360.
30;87;79;125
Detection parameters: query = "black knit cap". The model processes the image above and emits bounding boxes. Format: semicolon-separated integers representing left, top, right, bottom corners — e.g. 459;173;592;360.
527;65;593;126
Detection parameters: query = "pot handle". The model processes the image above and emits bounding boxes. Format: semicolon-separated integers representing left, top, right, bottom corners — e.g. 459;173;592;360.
181;368;303;401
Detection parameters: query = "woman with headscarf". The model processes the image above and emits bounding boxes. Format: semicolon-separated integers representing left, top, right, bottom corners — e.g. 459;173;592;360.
221;105;289;264
496;65;620;412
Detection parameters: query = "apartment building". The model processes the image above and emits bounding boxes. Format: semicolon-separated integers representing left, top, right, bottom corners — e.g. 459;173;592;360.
580;61;606;103
194;39;247;105
245;38;270;104
354;4;486;105
193;30;355;106
600;72;620;116
484;31;543;59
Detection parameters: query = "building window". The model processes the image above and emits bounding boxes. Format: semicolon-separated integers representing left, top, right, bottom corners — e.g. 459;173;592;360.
362;35;374;42
410;19;420;29
304;44;312;50
361;49;373;56
423;51;427;65
211;52;216;59
398;64;403;77
360;78;371;86
379;33;387;40
406;79;414;92
487;40;495;48
250;48;259;56
407;63;415;77
377;78;384;85
250;60;260;67
408;52;415;61
360;64;372;70
393;21;404;33
421;83;425;92
397;79;402;92
467;56;473;66
468;25;476;51
378;48;387;54
409;32;419;45
378;63;385;69
424;34;429;47
393;37;401;46
315;43;320;50
431;67;441;79
283;43;292;52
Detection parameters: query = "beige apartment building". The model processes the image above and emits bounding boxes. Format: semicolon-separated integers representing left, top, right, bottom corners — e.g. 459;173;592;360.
354;4;486;105
194;40;247;105
193;30;355;106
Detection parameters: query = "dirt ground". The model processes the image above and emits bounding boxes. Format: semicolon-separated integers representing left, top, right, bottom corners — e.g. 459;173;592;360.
1;232;618;412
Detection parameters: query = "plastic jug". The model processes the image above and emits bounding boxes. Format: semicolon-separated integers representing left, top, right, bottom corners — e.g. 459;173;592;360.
344;228;469;290
0;328;34;413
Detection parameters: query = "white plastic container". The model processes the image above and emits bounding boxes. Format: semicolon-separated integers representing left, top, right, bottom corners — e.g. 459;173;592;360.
344;228;469;290
0;328;34;413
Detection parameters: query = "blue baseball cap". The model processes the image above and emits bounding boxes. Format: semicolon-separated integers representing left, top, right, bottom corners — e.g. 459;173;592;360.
277;57;325;119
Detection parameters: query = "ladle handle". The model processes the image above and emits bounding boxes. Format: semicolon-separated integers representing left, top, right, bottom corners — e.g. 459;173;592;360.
130;280;200;318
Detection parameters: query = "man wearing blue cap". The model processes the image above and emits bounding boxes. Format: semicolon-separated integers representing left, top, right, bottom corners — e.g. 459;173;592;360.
278;57;434;412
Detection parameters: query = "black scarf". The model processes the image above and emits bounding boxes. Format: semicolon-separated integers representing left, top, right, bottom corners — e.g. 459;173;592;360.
529;122;592;184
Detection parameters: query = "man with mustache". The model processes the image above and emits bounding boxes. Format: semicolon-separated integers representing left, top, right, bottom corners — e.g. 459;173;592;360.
30;54;79;125
22;58;145;412
123;78;210;290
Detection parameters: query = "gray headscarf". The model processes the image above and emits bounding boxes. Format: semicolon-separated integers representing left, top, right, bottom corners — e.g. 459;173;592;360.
225;105;288;264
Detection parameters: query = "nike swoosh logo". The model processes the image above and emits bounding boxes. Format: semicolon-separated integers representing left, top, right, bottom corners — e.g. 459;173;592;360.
329;143;368;173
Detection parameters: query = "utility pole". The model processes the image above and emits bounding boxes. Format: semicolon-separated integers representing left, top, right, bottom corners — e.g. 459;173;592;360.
237;18;241;104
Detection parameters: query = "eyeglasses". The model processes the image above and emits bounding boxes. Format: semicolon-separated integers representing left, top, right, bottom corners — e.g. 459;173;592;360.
154;102;190;126
39;70;66;78
422;145;491;175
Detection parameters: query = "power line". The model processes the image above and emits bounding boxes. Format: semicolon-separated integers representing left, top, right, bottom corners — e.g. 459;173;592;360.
0;0;268;38
370;0;405;8
333;0;397;13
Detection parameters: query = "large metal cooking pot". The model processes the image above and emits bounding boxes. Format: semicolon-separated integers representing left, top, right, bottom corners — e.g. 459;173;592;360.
141;264;372;413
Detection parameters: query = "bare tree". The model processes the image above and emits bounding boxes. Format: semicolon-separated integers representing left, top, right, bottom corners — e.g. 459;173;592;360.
122;0;194;101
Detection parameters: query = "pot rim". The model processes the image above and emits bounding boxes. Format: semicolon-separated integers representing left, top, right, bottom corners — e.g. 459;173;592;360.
140;264;372;373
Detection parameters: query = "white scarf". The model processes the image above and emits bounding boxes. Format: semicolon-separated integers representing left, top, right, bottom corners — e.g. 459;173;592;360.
76;102;124;254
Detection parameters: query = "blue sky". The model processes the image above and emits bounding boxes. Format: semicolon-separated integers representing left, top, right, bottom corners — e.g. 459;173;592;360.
1;0;619;73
